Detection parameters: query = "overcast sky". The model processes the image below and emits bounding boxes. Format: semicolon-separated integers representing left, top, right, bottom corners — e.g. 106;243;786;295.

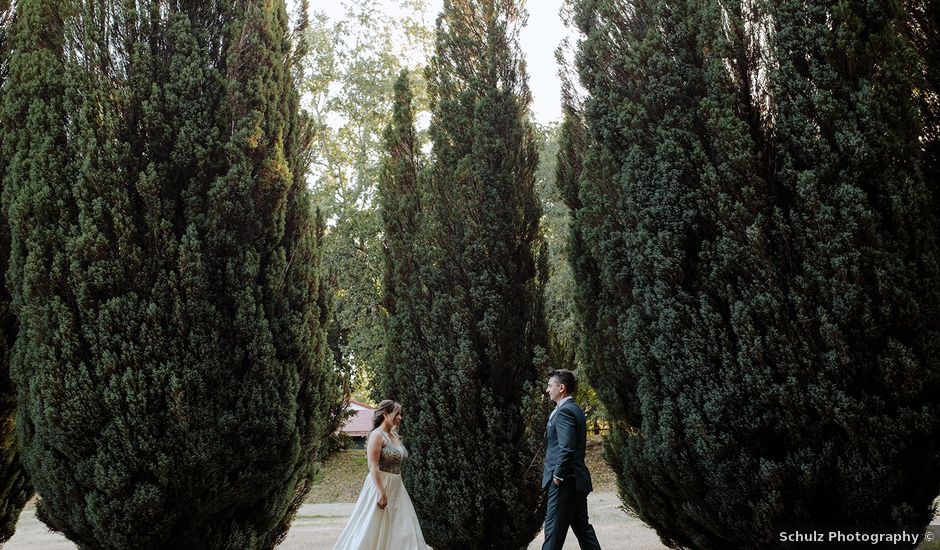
308;0;569;124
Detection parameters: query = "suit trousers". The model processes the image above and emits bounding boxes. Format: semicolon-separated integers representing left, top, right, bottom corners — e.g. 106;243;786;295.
542;478;602;550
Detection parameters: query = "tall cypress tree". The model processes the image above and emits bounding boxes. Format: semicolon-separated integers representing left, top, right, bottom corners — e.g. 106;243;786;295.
566;0;940;547
766;0;940;538
0;0;32;543
380;1;549;547
378;70;424;400
2;0;331;547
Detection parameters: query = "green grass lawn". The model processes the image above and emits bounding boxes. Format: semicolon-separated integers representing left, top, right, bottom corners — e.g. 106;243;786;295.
306;436;616;504
306;450;370;503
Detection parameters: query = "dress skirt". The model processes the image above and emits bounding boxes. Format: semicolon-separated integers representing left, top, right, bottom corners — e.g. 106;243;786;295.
332;470;428;550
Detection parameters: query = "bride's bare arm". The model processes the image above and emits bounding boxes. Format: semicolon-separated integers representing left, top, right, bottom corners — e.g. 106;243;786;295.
366;430;388;508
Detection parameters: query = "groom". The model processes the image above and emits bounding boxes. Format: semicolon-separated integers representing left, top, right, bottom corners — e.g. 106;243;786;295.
542;369;602;550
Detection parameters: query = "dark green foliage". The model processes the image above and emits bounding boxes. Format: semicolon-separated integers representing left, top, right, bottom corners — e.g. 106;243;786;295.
566;0;940;548
379;1;549;548
1;0;331;548
0;1;32;543
0;252;27;548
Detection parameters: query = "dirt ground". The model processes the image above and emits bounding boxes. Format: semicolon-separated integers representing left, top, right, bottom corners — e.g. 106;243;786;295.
10;496;940;549
6;491;666;550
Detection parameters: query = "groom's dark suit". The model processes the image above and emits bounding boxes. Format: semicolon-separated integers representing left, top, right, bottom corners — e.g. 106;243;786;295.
542;398;601;550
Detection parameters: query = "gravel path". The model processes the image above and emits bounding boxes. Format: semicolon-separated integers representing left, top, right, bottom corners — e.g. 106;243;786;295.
5;492;665;549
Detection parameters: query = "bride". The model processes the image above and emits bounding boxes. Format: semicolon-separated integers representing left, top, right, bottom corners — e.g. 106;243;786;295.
333;400;427;550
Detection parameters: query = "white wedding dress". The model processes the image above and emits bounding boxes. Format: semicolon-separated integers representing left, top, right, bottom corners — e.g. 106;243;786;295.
333;430;428;550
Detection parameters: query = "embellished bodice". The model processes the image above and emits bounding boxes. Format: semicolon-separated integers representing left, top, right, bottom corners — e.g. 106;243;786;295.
378;430;409;474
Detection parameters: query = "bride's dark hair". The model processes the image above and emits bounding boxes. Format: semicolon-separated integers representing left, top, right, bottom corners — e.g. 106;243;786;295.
372;399;401;430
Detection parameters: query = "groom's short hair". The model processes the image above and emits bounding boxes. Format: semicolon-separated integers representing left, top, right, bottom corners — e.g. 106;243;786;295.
550;369;577;396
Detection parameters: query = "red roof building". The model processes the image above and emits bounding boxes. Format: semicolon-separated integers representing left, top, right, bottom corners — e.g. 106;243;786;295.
341;399;375;439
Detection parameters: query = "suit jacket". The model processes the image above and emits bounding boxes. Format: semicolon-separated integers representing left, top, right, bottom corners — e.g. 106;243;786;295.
542;398;593;492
